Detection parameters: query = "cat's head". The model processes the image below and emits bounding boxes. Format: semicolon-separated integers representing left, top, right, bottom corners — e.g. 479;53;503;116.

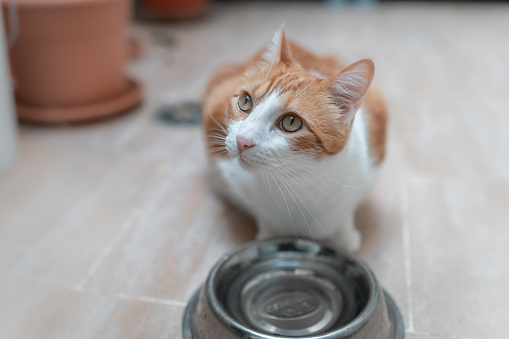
224;27;374;171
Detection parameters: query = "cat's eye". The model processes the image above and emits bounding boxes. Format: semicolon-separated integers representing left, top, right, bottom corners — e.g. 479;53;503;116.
281;114;303;132
237;94;253;113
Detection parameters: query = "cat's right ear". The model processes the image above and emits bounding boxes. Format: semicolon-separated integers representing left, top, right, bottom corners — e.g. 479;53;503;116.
326;59;375;125
262;25;293;65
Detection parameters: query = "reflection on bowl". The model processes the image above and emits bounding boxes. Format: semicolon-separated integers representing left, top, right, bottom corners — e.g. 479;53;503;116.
183;238;404;339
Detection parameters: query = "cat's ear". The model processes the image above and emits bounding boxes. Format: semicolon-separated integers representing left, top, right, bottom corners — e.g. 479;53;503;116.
263;25;293;65
327;59;375;124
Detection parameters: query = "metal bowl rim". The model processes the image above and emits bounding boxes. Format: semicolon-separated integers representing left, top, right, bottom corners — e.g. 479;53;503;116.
183;286;404;339
204;238;381;339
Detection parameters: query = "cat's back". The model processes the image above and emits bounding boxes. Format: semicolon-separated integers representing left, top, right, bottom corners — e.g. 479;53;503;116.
288;42;347;77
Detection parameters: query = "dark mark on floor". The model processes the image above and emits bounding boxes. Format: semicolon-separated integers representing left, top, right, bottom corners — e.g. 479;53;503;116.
156;102;202;125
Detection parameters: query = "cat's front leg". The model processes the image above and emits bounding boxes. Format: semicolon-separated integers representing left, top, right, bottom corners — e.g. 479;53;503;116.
255;220;279;240
327;216;361;253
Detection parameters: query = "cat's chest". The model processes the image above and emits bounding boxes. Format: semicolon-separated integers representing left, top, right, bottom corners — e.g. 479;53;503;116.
213;157;355;219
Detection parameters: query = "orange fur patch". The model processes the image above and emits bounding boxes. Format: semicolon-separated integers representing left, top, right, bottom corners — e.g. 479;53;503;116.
363;86;388;165
202;64;244;158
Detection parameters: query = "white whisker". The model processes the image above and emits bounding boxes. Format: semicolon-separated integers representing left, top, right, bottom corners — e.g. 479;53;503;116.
274;172;316;244
275;159;349;219
281;157;358;189
275;164;335;242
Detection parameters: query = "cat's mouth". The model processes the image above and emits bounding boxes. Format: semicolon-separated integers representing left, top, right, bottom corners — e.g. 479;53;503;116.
230;145;267;171
238;153;266;171
238;154;254;169
237;151;278;171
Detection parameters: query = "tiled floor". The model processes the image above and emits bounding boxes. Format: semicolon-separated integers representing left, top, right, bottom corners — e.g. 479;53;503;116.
1;2;508;339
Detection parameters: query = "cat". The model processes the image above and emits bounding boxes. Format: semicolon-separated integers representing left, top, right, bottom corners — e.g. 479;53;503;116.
202;26;387;252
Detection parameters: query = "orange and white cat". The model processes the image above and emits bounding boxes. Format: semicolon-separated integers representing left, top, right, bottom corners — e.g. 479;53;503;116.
202;27;387;252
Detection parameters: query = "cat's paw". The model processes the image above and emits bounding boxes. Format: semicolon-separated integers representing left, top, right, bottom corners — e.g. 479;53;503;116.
255;228;275;240
330;228;361;253
255;221;280;240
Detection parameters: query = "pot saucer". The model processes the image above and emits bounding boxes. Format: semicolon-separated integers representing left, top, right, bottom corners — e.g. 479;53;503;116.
16;78;143;124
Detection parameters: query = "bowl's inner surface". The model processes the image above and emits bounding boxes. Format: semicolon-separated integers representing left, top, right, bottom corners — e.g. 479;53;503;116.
213;241;372;337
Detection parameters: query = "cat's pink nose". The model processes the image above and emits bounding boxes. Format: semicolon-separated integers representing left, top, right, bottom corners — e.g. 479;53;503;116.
236;136;255;154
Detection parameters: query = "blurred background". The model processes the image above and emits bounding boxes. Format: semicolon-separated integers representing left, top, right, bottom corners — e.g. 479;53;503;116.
1;0;509;338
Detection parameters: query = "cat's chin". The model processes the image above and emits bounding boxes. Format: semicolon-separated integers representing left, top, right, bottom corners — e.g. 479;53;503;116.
238;156;261;172
238;156;253;169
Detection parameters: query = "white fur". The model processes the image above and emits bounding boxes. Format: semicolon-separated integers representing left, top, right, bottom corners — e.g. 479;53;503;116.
209;93;376;252
262;28;283;63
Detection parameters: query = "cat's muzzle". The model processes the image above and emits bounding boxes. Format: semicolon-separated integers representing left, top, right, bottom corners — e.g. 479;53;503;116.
182;238;404;339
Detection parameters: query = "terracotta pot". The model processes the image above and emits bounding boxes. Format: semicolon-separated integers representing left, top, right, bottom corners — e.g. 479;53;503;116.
139;0;208;20
1;0;143;123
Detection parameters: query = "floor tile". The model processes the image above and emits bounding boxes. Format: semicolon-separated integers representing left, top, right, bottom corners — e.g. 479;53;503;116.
389;98;509;177
17;103;146;152
0;145;173;288
83;163;256;302
406;333;452;339
407;177;509;339
357;157;408;327
0;278;183;339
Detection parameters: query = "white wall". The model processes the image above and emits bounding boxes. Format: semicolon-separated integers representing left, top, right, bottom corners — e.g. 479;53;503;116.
0;8;17;175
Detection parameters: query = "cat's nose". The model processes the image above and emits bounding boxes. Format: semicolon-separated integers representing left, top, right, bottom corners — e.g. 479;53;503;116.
236;135;255;154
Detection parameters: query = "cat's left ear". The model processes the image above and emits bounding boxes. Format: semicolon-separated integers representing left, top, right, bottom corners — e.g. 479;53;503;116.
326;59;375;125
263;25;293;65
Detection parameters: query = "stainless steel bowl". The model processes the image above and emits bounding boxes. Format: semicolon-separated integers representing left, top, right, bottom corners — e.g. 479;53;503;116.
182;238;404;339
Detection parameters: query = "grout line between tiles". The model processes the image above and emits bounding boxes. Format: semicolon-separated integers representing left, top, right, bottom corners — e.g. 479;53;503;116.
74;162;181;292
1;273;189;309
115;293;187;308
74;209;142;291
110;120;146;151
400;176;415;332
